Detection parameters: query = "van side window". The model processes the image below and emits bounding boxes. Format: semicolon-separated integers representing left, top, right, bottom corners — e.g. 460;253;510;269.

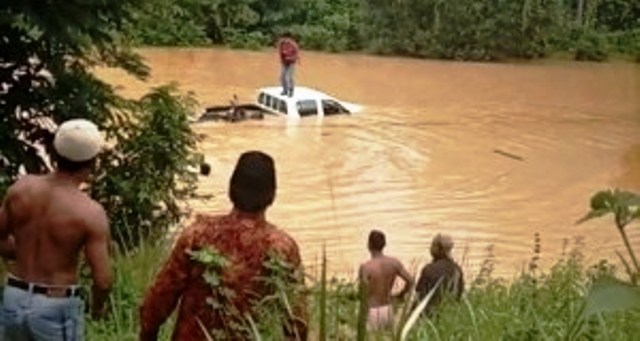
278;100;287;114
297;100;318;116
258;93;266;105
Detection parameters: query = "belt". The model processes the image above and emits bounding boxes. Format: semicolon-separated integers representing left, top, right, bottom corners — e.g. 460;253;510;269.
7;277;82;298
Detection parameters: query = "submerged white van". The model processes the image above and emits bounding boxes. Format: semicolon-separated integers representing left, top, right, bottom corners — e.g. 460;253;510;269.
256;86;363;119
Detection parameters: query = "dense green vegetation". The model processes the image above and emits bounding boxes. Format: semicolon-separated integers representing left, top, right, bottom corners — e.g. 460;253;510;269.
121;0;640;61
0;1;202;247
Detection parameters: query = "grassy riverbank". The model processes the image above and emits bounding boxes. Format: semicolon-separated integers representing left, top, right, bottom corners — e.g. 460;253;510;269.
82;237;639;340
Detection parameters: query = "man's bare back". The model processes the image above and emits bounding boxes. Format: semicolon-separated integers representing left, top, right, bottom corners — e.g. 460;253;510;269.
1;174;111;286
0;119;112;340
360;255;412;308
0;172;112;320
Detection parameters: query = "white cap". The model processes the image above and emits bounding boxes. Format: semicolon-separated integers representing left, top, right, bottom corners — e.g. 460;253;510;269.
53;119;103;162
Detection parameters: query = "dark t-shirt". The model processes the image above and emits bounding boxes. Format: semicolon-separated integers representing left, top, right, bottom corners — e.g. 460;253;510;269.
415;258;464;316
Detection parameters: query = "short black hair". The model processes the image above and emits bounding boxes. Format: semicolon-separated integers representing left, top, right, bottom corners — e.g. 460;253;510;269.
368;230;386;251
200;162;211;176
53;152;96;173
229;151;276;213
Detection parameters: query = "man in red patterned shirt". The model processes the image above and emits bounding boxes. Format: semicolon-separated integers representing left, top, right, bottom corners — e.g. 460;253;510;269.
139;151;307;340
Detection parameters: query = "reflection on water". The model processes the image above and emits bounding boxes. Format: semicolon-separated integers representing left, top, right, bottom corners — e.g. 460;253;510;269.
97;48;640;280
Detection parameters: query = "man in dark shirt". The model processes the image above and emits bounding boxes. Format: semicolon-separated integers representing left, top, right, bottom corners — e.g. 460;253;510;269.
139;151;307;340
415;234;464;317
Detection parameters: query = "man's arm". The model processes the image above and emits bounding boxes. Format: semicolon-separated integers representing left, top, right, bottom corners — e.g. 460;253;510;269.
0;188;16;260
393;258;414;300
84;205;113;319
139;228;194;341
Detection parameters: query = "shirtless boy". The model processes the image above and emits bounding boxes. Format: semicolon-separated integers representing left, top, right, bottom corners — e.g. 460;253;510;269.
0;119;113;340
358;230;414;330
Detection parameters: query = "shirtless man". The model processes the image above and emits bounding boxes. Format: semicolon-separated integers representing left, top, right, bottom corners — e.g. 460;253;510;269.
358;230;414;330
0;119;113;340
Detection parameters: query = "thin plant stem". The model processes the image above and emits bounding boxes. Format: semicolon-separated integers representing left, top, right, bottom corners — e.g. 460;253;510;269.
617;227;639;278
319;244;327;341
615;250;635;284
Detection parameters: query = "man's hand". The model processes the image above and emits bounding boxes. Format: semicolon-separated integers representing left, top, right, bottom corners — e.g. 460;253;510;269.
90;288;110;320
394;258;415;302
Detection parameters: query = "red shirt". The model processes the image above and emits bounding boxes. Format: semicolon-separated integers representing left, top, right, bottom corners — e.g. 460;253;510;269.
278;37;300;64
139;210;307;340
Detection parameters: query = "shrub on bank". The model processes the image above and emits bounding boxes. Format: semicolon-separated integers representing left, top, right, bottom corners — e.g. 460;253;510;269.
575;30;610;61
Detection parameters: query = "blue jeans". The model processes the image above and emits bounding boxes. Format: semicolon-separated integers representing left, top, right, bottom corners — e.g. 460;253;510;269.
0;285;84;341
280;63;295;96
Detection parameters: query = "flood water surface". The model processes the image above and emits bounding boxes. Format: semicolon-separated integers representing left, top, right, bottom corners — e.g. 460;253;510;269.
99;48;640;280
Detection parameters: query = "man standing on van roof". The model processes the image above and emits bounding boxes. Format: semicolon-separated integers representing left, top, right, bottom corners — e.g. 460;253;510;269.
0;119;113;340
278;32;300;97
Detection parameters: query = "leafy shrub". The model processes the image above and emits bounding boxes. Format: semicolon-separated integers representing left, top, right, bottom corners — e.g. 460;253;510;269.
0;0;202;249
91;85;202;248
575;30;609;61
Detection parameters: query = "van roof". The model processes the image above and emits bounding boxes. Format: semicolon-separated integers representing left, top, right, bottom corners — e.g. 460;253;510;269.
259;86;335;102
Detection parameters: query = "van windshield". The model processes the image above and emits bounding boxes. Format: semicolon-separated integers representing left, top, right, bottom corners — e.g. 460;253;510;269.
322;99;349;115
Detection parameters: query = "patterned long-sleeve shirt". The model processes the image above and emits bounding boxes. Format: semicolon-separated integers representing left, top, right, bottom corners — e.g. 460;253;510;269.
139;210;308;340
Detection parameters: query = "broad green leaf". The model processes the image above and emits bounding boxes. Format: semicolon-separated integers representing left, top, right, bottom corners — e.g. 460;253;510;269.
203;270;220;286
187;246;229;268
617;190;640;207
579;189;640;226
576;209;611;224
590;190;615;211
584;277;640;316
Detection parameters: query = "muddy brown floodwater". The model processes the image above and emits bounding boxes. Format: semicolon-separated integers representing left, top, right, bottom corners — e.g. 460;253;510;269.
97;48;640;281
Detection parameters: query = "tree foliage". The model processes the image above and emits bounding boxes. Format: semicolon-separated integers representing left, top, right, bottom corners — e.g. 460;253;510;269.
0;0;202;248
119;0;640;62
122;0;211;46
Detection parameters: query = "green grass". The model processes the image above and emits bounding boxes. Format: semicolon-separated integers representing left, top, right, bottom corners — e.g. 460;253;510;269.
1;235;637;340
79;238;639;341
84;240;176;341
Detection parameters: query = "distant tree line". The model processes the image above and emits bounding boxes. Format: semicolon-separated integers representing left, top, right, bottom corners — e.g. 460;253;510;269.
123;0;639;61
